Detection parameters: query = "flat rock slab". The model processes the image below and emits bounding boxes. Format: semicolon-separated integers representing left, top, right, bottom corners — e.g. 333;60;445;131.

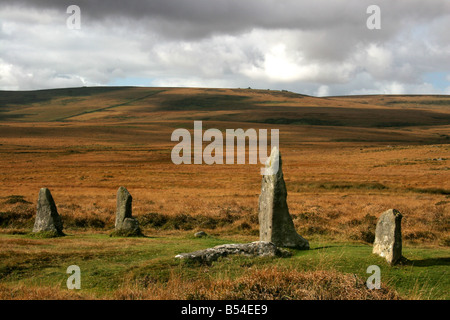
175;241;291;263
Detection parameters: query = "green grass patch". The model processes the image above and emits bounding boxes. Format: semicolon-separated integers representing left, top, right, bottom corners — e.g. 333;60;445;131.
26;231;65;239
0;233;448;299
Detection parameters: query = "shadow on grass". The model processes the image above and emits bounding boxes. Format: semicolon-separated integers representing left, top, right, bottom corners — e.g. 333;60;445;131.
404;257;450;267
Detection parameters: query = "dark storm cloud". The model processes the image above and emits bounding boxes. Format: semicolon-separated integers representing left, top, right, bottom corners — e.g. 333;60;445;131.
4;0;448;39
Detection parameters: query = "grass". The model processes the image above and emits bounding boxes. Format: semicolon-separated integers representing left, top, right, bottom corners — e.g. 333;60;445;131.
0;232;448;299
26;231;65;238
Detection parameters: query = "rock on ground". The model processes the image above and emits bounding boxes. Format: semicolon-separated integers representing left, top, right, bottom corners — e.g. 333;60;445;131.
373;209;403;265
194;231;207;238
175;241;291;263
258;147;309;249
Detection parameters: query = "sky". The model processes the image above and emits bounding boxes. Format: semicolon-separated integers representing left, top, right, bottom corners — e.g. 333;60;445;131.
0;0;449;96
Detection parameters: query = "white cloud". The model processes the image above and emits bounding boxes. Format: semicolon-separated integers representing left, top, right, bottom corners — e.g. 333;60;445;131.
364;44;394;78
316;85;330;97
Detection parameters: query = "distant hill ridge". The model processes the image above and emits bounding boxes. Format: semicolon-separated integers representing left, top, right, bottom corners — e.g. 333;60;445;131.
0;87;449;129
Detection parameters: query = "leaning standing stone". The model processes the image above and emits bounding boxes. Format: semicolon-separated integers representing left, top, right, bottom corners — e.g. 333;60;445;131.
373;209;403;265
258;147;309;249
113;186;142;237
33;188;64;236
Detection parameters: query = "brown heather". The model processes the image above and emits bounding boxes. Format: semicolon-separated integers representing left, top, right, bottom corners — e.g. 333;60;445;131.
0;268;400;300
113;268;400;300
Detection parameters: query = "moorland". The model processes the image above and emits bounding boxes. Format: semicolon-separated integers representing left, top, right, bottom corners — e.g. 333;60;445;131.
0;87;448;299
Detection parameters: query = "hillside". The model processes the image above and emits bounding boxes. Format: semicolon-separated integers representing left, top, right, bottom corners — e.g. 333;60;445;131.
1;87;450;146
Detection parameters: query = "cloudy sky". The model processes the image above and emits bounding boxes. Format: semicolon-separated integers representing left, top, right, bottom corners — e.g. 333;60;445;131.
0;0;449;96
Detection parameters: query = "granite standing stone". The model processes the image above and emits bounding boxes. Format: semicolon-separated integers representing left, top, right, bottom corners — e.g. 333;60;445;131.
258;147;309;249
33;188;64;235
114;186;141;236
373;209;403;265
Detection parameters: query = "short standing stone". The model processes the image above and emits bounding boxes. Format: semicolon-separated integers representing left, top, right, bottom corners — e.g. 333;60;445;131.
258;147;309;249
114;186;141;236
33;188;64;235
373;209;403;265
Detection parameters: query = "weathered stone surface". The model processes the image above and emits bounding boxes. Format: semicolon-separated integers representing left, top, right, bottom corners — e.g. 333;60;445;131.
33;188;64;235
175;241;291;263
373;209;403;265
114;186;141;236
258;147;309;249
115;186;132;229
122;217;140;231
194;231;207;238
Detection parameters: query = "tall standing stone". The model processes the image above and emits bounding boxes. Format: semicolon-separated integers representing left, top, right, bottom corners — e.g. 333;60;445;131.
114;186;141;236
373;209;403;265
258;147;309;249
33;188;64;236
